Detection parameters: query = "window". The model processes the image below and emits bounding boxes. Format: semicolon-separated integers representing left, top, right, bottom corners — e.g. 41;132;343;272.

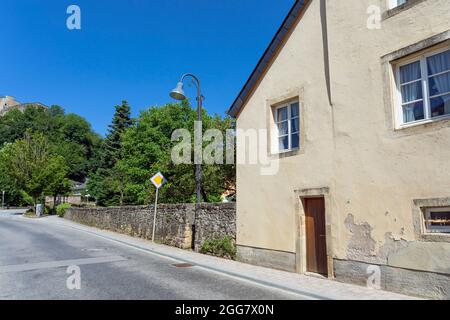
424;208;450;234
396;47;450;126
274;101;300;152
389;0;407;9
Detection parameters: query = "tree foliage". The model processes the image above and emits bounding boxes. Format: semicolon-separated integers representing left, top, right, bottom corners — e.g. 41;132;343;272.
0;132;71;205
88;101;235;206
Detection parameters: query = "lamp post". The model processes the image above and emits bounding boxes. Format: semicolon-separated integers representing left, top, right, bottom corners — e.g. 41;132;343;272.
170;74;203;205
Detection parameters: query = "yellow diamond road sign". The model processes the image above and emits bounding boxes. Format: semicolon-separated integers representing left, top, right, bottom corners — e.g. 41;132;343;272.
151;172;166;189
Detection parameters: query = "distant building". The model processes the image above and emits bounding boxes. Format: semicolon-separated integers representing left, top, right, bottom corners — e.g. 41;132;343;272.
45;180;91;206
0;95;48;116
0;96;20;115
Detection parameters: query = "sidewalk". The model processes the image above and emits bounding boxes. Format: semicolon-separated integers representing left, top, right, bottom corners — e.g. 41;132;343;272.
38;215;419;300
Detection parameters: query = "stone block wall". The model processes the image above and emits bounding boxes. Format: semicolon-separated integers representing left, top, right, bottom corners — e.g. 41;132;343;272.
65;203;236;251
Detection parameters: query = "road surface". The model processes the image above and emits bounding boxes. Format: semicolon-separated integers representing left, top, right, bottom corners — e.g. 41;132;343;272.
0;210;303;300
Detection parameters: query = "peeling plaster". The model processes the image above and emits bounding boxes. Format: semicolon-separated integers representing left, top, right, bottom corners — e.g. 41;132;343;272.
344;214;409;264
344;214;377;261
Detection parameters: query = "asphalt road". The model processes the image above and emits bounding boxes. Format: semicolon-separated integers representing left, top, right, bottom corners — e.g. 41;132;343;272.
0;210;302;300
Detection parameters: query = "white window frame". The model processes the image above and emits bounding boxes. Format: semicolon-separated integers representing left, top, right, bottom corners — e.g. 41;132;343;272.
394;45;450;128
423;207;450;235
388;0;407;9
274;101;300;153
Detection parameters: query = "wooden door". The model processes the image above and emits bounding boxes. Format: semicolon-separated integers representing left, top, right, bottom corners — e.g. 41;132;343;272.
305;198;328;275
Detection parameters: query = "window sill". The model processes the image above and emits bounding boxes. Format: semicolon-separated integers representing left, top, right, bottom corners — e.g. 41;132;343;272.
383;0;427;20
395;114;450;131
419;233;450;243
272;148;301;159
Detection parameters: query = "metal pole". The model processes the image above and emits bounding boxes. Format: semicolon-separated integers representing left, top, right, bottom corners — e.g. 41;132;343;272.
151;187;159;243
179;73;203;205
1;191;4;209
196;83;202;205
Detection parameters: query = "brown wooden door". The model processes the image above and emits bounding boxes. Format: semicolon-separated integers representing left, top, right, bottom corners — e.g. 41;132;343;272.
305;198;328;275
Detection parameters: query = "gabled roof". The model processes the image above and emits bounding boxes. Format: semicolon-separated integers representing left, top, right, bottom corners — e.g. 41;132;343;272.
227;0;309;118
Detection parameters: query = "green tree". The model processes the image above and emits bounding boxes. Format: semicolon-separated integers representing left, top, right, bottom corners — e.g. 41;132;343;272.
87;101;133;206
0;132;71;206
43;156;72;209
0;105;101;183
108;102;235;205
0;143;26;206
101;100;133;169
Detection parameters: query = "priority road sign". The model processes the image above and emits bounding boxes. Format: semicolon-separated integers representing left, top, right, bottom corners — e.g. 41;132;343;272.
150;172;166;189
150;172;166;243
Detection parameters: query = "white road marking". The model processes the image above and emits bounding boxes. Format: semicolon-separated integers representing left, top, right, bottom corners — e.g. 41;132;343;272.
0;255;126;273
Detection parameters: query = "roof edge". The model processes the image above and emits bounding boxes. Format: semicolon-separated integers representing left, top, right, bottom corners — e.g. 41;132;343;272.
227;0;308;118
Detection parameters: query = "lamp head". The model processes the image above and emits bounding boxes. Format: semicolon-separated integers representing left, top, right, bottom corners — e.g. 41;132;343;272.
169;82;186;101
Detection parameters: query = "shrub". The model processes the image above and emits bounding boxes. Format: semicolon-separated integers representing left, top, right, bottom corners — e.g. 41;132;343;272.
24;208;35;216
200;235;236;259
45;205;53;215
56;203;71;217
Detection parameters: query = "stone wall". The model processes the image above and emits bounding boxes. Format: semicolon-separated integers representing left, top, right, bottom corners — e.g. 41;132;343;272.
194;203;236;251
65;203;236;251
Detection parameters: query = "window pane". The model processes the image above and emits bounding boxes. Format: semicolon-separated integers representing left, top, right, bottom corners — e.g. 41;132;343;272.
425;210;450;234
430;94;450;118
402;101;424;123
428;72;450;97
291;118;299;133
277;121;288;136
401;82;423;103
279;136;289;151
400;61;421;84
277;107;288;121
291;133;299;149
291;103;299;117
427;50;450;76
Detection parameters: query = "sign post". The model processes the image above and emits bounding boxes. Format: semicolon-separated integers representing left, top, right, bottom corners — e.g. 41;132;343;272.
150;172;166;243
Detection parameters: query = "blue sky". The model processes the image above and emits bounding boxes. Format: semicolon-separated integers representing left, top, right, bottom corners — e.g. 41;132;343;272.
1;0;294;135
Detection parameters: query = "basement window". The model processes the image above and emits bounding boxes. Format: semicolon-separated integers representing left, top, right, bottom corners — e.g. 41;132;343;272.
424;208;450;234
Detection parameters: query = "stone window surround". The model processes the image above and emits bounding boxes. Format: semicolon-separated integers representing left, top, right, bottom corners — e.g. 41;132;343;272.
412;197;450;243
381;30;450;136
382;0;427;20
265;88;305;159
294;187;335;278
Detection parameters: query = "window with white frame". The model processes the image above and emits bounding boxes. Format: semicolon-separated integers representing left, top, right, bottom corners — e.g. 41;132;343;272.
274;101;300;152
396;47;450;125
389;0;407;9
424;208;450;234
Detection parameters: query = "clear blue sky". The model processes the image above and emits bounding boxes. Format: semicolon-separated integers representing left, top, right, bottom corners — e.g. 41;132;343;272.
1;0;294;135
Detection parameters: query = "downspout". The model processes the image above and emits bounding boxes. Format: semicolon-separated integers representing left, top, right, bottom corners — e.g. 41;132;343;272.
320;0;336;148
320;0;332;106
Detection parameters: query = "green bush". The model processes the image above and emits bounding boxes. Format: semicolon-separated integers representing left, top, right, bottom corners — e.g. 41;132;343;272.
200;235;236;259
56;203;71;217
45;205;53;215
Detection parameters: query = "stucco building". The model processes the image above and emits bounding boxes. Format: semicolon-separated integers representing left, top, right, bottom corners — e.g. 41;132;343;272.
228;0;450;299
0;96;20;115
0;96;48;116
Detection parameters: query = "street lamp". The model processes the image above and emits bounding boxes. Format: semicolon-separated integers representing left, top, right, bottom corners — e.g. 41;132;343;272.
170;73;203;205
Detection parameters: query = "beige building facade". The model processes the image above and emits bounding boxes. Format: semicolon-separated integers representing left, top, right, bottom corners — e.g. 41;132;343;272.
0;96;20;116
229;0;450;299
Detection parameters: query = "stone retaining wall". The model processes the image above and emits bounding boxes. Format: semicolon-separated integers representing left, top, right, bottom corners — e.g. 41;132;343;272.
65;203;236;251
